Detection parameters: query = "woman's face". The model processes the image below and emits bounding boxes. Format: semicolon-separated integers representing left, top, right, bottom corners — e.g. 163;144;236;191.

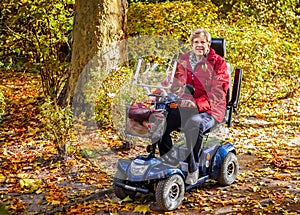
191;35;210;59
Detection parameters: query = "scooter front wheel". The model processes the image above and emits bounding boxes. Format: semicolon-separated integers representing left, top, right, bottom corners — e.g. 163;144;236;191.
155;174;185;211
113;171;136;199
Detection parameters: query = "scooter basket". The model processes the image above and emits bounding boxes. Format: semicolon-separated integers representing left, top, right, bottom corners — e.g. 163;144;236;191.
125;103;166;139
125;118;150;138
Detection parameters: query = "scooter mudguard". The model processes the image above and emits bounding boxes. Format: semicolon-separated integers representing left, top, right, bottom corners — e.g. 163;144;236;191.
116;158;132;179
117;156;184;182
210;142;236;179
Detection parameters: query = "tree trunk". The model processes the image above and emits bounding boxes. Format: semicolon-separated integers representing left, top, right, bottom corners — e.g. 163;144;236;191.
58;0;128;127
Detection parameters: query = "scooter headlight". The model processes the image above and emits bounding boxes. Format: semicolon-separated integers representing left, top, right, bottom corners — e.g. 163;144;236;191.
130;160;149;176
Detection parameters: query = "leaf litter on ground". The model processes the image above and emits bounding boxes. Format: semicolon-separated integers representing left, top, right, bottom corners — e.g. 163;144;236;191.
0;71;299;214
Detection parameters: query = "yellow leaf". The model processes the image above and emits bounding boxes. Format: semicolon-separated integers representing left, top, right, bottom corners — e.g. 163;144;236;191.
36;189;43;194
119;195;132;204
0;174;5;183
124;203;135;210
51;200;61;205
133;205;151;215
19;179;25;188
251;185;260;192
17;173;28;179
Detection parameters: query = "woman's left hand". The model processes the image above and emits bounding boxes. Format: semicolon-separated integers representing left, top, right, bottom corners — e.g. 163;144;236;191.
180;100;197;109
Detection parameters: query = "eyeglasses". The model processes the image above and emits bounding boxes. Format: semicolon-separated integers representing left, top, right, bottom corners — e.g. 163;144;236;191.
192;40;208;45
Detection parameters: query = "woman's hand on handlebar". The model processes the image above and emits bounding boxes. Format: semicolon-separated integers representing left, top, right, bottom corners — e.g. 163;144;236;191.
180;99;197;109
147;92;163;104
147;96;156;104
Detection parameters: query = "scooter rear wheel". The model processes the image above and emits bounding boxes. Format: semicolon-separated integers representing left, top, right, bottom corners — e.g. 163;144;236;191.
217;152;239;186
155;174;185;211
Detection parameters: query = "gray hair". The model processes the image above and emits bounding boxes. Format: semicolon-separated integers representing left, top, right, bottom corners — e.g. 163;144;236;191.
190;28;211;45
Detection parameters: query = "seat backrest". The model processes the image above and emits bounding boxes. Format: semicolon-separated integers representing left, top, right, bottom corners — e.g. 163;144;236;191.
224;68;243;127
211;38;230;102
211;38;226;58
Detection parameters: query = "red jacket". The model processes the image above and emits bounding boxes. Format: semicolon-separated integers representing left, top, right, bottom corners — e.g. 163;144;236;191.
173;48;230;123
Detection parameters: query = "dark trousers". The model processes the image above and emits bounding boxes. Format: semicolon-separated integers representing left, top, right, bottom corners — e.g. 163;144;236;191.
158;108;216;173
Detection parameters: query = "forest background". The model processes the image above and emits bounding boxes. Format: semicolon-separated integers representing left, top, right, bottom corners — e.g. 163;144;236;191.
0;0;299;214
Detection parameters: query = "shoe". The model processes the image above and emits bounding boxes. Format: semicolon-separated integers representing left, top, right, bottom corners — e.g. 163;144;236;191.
185;169;199;185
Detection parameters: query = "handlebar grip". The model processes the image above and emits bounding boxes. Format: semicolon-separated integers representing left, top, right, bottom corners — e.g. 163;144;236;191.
148;94;163;97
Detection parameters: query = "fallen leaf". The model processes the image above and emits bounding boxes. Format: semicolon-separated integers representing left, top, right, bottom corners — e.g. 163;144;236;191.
133;205;151;215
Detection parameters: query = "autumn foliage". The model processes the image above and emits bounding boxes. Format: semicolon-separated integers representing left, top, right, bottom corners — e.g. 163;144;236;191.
0;0;299;214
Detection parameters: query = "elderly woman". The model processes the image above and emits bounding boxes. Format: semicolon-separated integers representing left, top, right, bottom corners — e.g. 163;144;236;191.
156;28;230;185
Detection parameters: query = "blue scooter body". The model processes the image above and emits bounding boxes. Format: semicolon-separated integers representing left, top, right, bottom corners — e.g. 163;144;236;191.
116;155;184;182
116;139;236;192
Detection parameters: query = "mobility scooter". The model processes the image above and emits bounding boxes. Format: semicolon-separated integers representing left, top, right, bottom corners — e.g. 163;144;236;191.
113;38;243;211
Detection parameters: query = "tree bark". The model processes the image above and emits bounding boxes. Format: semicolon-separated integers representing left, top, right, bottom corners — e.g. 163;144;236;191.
58;0;128;127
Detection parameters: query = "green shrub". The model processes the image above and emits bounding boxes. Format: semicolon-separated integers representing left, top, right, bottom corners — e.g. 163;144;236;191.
0;0;74;99
95;67;135;128
128;1;219;41
38;98;73;156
